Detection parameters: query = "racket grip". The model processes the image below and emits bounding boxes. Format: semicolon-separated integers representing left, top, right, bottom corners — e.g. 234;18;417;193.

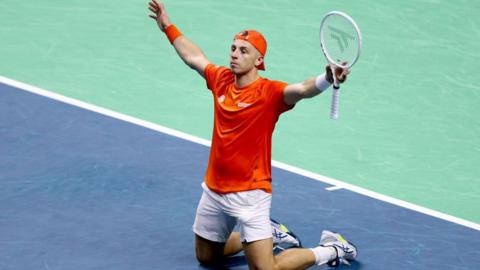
330;86;340;120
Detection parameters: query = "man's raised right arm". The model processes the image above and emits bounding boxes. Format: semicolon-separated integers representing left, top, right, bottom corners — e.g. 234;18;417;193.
148;0;210;77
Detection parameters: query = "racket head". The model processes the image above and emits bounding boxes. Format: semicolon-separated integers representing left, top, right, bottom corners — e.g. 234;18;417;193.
320;11;362;69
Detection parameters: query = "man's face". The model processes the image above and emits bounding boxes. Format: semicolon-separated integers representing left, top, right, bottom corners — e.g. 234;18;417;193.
229;39;263;75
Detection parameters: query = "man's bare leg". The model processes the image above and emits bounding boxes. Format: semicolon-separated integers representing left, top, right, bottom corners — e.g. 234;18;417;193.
195;233;243;265
243;238;317;270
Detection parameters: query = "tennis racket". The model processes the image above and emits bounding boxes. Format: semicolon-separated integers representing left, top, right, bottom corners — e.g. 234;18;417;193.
320;11;362;120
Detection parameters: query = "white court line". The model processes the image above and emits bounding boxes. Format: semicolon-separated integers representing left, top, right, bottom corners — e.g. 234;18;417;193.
1;75;479;232
325;186;344;191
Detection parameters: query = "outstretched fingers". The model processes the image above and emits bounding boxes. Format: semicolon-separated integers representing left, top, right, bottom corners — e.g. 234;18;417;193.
148;1;156;10
150;0;160;8
148;0;160;20
148;0;161;14
148;7;158;20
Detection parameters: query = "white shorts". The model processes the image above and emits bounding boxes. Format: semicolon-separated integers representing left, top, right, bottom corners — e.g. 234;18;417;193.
193;182;272;243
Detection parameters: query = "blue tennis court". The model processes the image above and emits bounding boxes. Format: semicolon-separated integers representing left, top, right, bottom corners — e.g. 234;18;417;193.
1;81;479;270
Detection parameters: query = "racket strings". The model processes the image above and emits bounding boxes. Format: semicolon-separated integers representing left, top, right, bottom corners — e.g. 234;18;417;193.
321;14;361;68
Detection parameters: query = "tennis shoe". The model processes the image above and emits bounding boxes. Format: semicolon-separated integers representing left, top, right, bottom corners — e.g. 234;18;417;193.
319;230;357;267
270;218;302;251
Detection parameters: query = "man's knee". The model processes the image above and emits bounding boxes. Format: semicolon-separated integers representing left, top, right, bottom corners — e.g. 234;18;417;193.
195;234;225;266
246;259;279;270
195;247;226;266
195;251;217;266
243;238;278;270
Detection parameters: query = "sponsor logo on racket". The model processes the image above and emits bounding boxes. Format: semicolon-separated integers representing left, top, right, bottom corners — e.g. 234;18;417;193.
328;26;355;53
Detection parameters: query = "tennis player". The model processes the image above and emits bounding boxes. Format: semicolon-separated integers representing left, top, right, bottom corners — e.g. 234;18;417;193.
148;1;357;269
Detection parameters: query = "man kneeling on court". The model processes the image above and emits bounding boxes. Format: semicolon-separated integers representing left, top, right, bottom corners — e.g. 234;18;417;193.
148;1;357;269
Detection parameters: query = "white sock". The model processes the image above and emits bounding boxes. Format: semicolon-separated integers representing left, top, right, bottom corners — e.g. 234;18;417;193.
310;246;344;266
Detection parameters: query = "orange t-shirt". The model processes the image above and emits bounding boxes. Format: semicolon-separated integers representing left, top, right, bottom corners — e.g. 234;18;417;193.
203;64;294;194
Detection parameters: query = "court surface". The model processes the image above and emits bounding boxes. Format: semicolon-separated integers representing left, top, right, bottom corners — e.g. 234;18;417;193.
1;0;479;269
1;82;479;269
1;0;479;224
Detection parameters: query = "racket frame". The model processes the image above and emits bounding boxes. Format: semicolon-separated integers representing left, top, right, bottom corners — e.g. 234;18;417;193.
319;11;362;120
320;11;362;70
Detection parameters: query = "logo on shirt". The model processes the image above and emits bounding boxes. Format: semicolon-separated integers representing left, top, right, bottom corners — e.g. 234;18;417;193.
237;102;251;108
217;95;251;108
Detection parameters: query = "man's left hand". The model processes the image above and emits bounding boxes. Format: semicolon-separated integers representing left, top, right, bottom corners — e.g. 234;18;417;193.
325;63;350;84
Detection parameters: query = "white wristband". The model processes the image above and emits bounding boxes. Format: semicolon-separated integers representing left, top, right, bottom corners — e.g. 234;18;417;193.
315;73;331;93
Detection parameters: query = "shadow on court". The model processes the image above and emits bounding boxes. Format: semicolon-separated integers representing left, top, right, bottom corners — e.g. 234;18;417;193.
201;257;362;270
